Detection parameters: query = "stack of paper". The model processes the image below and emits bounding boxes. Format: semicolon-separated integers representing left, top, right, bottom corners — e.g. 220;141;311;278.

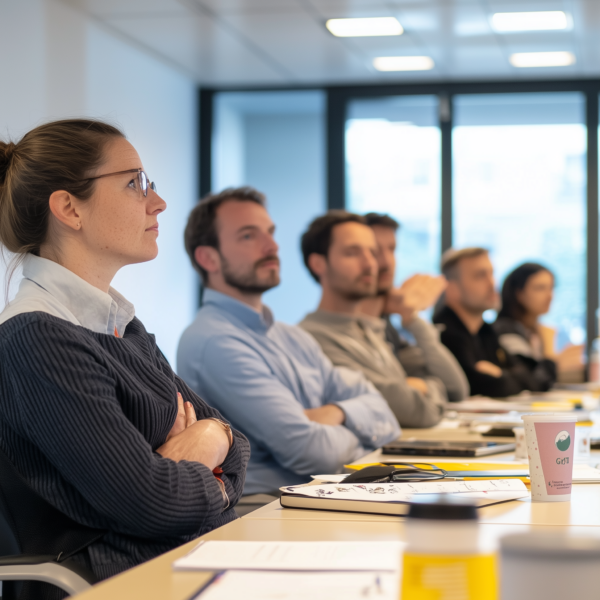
176;541;403;600
193;571;399;600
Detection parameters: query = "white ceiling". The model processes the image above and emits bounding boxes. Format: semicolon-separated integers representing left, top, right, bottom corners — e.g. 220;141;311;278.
64;0;600;87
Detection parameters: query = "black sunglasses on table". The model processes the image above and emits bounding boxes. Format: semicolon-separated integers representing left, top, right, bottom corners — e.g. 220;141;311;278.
343;463;447;484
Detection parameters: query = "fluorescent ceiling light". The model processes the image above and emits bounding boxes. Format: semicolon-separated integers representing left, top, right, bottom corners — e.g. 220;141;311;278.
509;51;575;68
491;11;569;32
326;17;403;37
373;56;434;71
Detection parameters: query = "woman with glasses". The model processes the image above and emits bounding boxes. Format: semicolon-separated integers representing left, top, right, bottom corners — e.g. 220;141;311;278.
0;119;250;598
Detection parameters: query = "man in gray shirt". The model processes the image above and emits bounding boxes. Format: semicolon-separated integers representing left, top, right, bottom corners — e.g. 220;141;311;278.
299;211;468;429
361;213;469;404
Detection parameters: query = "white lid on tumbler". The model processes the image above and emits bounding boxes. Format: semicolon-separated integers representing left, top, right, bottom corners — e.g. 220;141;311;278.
521;413;577;423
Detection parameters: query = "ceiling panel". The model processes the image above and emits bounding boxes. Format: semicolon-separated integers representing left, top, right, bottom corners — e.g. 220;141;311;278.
64;0;188;17
104;12;288;84
61;0;600;86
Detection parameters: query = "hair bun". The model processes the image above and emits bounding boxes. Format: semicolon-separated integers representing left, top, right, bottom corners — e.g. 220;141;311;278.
0;141;17;184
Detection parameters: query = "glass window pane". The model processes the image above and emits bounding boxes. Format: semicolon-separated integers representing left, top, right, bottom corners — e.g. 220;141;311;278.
453;92;586;349
212;90;325;324
345;95;441;284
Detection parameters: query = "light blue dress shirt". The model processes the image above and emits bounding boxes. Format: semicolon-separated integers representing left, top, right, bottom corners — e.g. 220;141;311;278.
0;254;135;335
177;288;401;495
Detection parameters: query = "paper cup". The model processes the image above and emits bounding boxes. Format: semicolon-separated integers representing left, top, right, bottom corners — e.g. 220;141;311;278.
512;427;527;460
522;414;576;502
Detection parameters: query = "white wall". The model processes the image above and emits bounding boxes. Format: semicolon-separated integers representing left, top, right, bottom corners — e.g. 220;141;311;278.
212;91;325;325
0;0;197;367
245;113;325;324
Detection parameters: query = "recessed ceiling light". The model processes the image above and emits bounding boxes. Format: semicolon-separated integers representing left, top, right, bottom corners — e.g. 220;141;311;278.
373;56;435;71
326;17;403;37
509;51;576;68
491;11;569;32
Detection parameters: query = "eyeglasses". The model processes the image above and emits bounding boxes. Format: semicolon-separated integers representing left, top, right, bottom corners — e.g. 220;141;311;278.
343;462;448;484
83;168;157;197
385;463;447;482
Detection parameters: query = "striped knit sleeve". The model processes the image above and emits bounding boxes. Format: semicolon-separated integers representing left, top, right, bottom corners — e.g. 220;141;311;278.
174;372;250;508
149;335;250;505
3;319;238;539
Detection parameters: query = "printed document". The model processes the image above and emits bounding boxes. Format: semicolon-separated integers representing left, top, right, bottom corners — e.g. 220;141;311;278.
193;571;399;600
173;541;403;572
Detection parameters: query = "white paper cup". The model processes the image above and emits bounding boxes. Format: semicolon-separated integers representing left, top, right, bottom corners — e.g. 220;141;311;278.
512;427;527;460
522;414;576;502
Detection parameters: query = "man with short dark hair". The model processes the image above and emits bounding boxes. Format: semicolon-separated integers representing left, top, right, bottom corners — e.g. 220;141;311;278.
359;213;469;404
433;247;543;397
299;211;448;428
177;190;400;496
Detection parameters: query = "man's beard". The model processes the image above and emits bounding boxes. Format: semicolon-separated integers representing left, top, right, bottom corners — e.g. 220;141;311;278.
221;254;281;294
332;271;376;301
462;293;499;314
376;268;393;296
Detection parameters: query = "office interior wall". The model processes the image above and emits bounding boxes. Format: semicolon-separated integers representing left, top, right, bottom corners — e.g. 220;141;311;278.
212;91;325;325
0;0;197;367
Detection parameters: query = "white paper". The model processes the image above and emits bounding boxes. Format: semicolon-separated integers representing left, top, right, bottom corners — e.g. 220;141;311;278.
573;464;600;483
194;571;399;600
311;474;347;483
173;541;403;572
283;479;528;504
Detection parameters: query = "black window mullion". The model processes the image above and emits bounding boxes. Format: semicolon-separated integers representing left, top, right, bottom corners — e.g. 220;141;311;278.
586;90;600;361
440;94;453;255
326;88;347;210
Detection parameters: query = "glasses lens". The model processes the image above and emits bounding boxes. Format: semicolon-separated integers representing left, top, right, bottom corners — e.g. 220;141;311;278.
150;181;157;193
140;171;148;196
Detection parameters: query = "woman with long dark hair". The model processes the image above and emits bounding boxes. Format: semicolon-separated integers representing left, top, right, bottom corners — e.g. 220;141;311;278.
494;263;582;386
0;119;249;599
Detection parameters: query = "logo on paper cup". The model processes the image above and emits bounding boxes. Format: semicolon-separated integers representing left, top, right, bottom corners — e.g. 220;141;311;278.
555;431;571;451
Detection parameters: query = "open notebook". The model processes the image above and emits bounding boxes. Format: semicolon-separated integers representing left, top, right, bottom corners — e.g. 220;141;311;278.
280;479;529;516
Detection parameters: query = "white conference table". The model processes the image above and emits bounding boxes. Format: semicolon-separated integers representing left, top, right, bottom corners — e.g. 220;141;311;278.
72;424;600;599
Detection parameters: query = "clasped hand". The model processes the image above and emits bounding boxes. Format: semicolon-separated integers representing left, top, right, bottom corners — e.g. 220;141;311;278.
157;393;231;471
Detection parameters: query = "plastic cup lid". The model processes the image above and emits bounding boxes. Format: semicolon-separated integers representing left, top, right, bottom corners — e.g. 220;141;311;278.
521;413;577;423
407;494;478;521
501;532;600;559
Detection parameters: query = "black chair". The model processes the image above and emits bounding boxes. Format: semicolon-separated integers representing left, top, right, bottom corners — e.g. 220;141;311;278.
0;447;105;599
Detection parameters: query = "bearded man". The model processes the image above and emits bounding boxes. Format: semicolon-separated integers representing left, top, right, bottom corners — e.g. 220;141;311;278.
177;189;400;501
299;211;461;428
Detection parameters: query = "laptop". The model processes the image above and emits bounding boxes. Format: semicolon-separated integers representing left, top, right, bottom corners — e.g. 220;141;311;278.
381;439;516;457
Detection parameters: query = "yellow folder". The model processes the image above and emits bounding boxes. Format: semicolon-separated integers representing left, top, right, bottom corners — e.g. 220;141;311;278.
344;462;530;484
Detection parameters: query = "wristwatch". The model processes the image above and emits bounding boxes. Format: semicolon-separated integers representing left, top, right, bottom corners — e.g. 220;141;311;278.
208;418;233;448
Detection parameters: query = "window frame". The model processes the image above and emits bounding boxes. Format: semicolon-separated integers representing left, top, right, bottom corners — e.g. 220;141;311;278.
200;79;600;367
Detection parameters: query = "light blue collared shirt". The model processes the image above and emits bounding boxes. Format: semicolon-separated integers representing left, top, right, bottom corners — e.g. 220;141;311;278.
0;254;135;336
177;288;401;495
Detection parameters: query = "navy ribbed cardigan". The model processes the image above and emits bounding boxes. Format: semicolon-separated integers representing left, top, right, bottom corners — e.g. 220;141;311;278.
0;312;250;581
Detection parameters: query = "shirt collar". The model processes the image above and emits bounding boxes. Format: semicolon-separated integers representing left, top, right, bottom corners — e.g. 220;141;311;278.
202;288;274;332
22;254;135;336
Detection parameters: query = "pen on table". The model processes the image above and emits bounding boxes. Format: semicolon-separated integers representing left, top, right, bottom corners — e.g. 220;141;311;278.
362;574;384;596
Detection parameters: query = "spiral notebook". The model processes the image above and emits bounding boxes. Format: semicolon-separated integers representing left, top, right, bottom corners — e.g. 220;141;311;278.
279;479;529;516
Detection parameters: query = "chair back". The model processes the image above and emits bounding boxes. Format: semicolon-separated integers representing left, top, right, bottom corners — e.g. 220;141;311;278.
0;447;105;561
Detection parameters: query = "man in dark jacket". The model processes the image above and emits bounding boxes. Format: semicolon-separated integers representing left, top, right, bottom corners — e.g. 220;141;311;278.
433;248;550;397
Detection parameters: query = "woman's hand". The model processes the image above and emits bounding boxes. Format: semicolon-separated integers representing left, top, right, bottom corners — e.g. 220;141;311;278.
165;393;197;440
157;393;231;470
